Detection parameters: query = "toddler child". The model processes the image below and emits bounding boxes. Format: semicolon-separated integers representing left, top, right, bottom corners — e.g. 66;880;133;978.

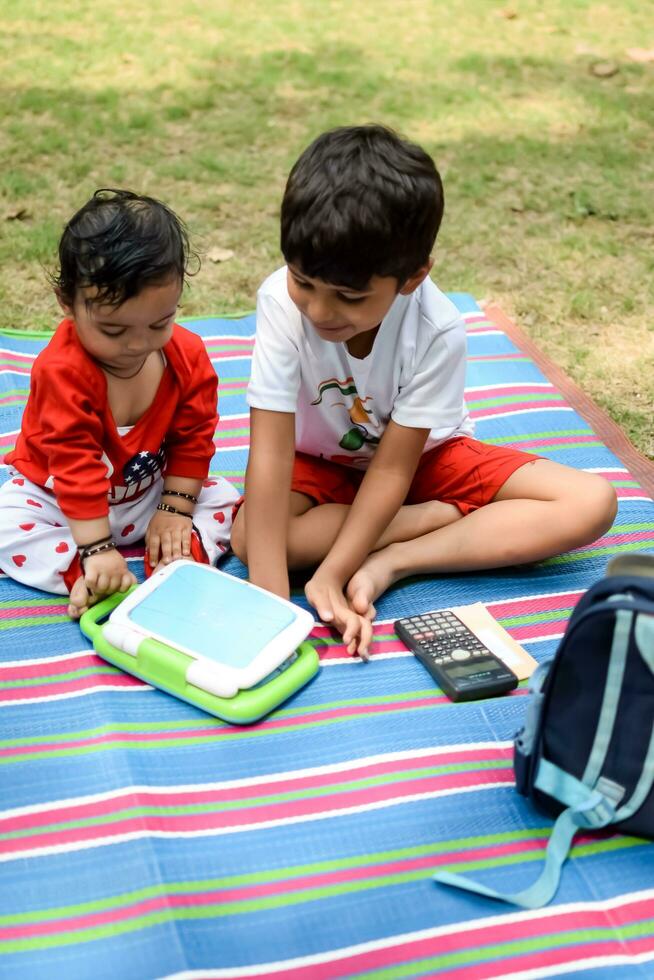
0;189;238;618
232;125;617;657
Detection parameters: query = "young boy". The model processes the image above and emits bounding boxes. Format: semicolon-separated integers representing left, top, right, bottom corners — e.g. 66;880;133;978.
0;189;238;618
232;125;617;657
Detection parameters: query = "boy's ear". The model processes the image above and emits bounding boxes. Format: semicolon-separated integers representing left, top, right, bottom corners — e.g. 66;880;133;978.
398;258;434;296
55;289;74;318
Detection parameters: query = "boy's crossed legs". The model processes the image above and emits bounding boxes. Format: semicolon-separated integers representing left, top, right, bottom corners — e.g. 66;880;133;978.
233;437;617;635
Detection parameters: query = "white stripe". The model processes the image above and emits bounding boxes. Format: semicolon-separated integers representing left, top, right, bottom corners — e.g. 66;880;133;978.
209;355;253;365
0;740;512;819
199;333;255;342
163;887;654;978
473;407;574;423
0;684;150;709
0;428;20;438
587;467;628;474
321;650;413;666
0;368;31;376
466;329;505;336
0;779;515;864
498;950;654;980
214;412;249;422
0;347;37;359
519;632;564;644
618;496;653;503
465;382;555;393
0;648;95;669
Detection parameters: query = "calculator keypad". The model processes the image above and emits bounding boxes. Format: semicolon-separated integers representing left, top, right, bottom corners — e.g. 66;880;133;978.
399;609;494;665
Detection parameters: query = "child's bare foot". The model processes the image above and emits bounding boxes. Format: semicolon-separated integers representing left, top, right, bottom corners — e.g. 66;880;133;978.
346;546;400;618
67;576;97;619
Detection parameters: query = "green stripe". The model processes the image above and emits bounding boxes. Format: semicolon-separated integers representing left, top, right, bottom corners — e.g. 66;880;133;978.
499;608;574;628
0;614;70;631
363;918;654;979
0;760;513;841
0;665;122;690
467;392;564;409
0;597;68;609
0;696;469;761
0;837;646;953
545;539;654;566
483;427;593;443
0;688;441;748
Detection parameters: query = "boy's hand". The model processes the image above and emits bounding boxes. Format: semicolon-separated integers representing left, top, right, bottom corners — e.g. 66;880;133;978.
83;549;135;598
305;572;372;660
145;511;193;568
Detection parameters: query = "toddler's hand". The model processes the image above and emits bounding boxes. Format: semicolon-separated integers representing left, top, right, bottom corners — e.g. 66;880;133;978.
83;549;135;599
146;511;193;568
305;572;372;660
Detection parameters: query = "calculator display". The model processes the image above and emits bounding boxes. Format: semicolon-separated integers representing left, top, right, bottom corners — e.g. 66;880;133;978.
449;660;499;678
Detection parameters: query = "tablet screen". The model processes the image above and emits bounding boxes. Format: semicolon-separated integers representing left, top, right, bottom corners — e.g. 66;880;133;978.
125;564;297;668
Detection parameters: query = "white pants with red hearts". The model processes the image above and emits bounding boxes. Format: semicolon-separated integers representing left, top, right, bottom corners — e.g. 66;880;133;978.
0;470;239;595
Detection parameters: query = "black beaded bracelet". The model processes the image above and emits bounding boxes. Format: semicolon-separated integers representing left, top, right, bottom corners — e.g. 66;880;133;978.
156;502;193;518
161;489;198;504
78;539;117;570
77;534;113;555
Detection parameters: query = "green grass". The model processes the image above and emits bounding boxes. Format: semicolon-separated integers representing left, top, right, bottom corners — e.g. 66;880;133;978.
0;0;652;456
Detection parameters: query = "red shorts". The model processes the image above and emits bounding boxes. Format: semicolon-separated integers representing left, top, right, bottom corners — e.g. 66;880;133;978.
291;436;539;516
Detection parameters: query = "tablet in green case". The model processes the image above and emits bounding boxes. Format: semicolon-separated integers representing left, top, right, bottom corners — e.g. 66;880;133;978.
79;560;319;724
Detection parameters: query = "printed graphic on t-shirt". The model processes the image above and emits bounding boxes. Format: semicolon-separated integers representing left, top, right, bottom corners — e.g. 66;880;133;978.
311;376;381;458
107;448;166;503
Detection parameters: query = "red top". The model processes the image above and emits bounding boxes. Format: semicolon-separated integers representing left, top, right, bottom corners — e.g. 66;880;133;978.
7;319;218;519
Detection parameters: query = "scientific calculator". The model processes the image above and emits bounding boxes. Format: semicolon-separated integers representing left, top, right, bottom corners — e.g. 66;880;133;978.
394;609;518;702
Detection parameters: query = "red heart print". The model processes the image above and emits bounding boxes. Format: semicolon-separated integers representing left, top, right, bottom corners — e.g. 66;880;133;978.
19;523;35;531
203;480;217;487
213;511;225;523
121;524;135;537
12;555;26;567
52;522;62;528
26;499;42;508
12;478;25;486
55;542;69;554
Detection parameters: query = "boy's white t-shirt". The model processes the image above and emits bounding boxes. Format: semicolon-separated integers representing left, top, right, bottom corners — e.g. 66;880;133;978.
247;267;474;470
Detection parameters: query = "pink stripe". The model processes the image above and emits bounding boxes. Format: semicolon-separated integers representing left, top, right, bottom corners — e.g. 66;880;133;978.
0;672;142;704
510;618;569;641
441;936;654;980
0;834;569;941
487;592;582;618
470;398;566;419
214;415;249;431
0;603;66;622
466;385;556;398
468;353;527;361
0;653;104;681
209;352;253;362
204;337;254;346
212;435;250;450
509;434;598;450
617;486;651;498
1;745;514;831
0;770;515;853
229;900;654;980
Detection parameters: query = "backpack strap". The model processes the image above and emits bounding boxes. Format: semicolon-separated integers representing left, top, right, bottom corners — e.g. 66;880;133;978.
433;765;622;909
433;608;639;908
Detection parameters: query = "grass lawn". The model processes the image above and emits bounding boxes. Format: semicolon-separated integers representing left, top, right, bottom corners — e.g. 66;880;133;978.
1;0;652;458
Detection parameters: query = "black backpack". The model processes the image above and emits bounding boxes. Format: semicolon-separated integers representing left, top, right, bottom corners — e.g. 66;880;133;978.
433;554;654;908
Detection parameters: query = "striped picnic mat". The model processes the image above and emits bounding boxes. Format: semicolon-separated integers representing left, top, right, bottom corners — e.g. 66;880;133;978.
1;295;654;980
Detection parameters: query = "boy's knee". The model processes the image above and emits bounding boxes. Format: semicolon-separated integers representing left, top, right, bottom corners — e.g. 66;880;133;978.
589;476;618;534
572;474;618;539
230;509;247;563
